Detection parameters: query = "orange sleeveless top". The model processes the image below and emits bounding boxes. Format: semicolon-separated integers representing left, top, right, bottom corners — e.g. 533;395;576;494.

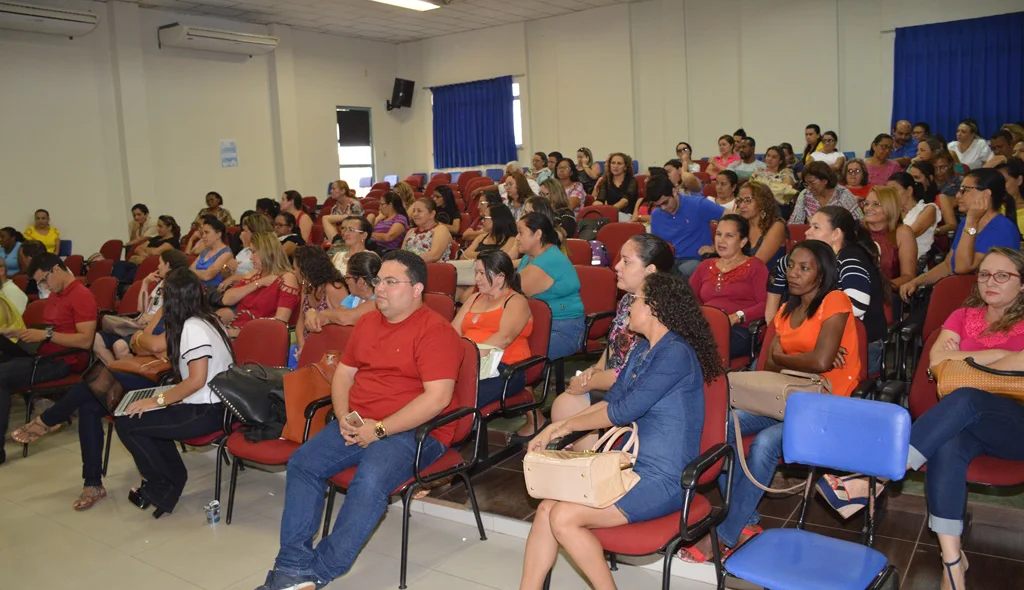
461;292;534;365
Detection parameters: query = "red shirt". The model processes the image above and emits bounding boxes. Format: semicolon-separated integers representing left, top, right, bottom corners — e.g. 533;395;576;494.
39;279;97;372
342;305;463;446
689;257;768;327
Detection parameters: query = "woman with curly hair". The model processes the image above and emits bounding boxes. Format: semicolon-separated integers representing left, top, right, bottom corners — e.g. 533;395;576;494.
520;272;724;590
735;181;787;270
293;245;349;358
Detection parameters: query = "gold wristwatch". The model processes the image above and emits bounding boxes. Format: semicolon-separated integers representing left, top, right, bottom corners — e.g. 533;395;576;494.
374;421;388;439
156;393;167;407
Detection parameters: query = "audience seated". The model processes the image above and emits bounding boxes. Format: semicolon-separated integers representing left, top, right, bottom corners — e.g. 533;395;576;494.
293;245;348;361
369;191;410;250
522;272;724;588
0;227;23;276
705;134;740;179
889;170;941;268
256;197;281;221
822;248;1024;590
707;169;739;215
461;192;505;247
221;213;274;289
914;135;945;166
554;157;585;213
810;130;847;174
727;137;766;180
451;250;533;407
23;208;60;254
901;169;1020;302
646;174;724;278
527;151;553;185
801;124;824;164
682;240;860;563
274;212;306;259
0;254;97;464
840;158;874;200
402;197;453;263
887;120;919;168
524;196;569;251
768;206;887;375
675;141;701;173
912;122;931;142
1014;139;1024;160
255;250;463;590
539;179;578;238
735;181;787;270
191;191;235;233
305;251;380;333
947;118;993;170
328;180;363;217
983;129;1015;168
662;159;701;199
125;204;159;253
865;134;904;186
216;233;299;336
546;151;563;174
994;158;1024;237
690;215;769;359
789;161;863;224
431;185;461;236
751;145;798;217
461;203;519;262
503;170;534;220
112;215;181;285
96;249;187;364
324;215;374;274
189;216;234;290
15;241;45;293
913;160;960;234
0;262;27;316
933;149;964;203
575;147;601;196
594;153;639;221
281;191;313;244
862;186;918;287
780;142;803;177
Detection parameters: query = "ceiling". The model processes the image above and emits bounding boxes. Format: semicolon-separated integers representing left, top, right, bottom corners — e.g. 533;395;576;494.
133;0;633;43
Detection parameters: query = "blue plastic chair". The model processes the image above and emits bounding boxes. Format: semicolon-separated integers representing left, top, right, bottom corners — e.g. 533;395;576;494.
722;393;908;590
484;168;503;182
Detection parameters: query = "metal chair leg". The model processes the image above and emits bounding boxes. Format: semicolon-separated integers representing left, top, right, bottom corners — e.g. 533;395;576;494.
322;485;336;539
399;485;419;589
226;457;241;525
709;527;726;590
102;421;114;476
542;570;552;590
23;394;33;458
607;552;618;571
214;443;227;503
459;472;487;541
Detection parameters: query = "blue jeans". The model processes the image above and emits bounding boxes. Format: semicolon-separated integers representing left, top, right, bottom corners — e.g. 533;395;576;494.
672;257;701;278
908;387;1024;536
548;317;585;361
477;363;526;407
273;423;446;584
717;410;783;547
867;340;883;377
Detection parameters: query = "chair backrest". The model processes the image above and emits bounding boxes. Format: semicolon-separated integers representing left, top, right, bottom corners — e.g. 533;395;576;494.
595;223;645;268
136;255;161;280
58;240;73;257
574;265;617;344
12;274;28;292
23;298;47;326
117;281;145;315
298;325;353;367
755;321;777;370
302;196;318;215
450;337;481;444
64;254;85;277
576;205;618;223
361;200;380;216
89;276;118;312
635;174;647;201
425;262;456;298
430;172;452;184
422;179;447;199
694;171;711;184
525;299;552;384
923;274;975;339
909;328;942;419
371;181;391;192
365;189;385;201
321;197;338;215
234;318;290;366
700;306;731;368
85;258;114;285
403;175;424;189
783;392;911;480
424;292;456;322
565;239;592;266
698;375;730;485
788;224;808;242
457;170;481;196
310;224;326;248
702;184;716;198
100;239;123;261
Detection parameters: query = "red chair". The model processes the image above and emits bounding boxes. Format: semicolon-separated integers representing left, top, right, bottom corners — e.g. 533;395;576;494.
23;299;47;326
430;172;452;184
89;277;118;313
84;259;114;285
900;274;976;381
116;281;145;316
233;319;289;366
322;338;486;589
584;193;595;207
371;181;391;192
99;239;123;262
575;266;617;356
63;254;84;277
697;159;710;172
361;200;380;217
478;299;552;427
700;306;734;369
180;229;196;251
543;374;733;589
12;274;28;293
365;189;386;201
403;175;424;190
464;177;495;204
426;262;456;298
457;212;471;237
310;224;326;248
635;174;647;201
788;224;808;242
702;184;717;198
424;292;456;321
576;205;618;223
421;178;448;199
694;171;711;184
302;196;318;215
135;256;161;281
565;239;592;266
595;222;645;268
457;170;481;196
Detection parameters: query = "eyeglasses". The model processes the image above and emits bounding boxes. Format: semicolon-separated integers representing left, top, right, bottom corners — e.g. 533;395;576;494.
847;169;864;175
273;222;288;227
958;185;984;195
676;147;691;153
340;228;365;234
862;201;883;209
978;270;1021;283
734;196;755;205
822;138;836;144
805;177;822;185
370;276;414;288
37;268;56;287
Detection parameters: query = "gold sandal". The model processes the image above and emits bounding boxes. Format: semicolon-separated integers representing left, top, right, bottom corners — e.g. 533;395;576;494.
73;486;107;511
10;417;61;444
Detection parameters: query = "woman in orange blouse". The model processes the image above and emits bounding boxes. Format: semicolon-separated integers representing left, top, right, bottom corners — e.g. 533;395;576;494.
451;250;533;407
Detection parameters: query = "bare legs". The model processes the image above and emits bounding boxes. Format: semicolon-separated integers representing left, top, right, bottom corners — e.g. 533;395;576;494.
550;393;597;450
938;534;968;590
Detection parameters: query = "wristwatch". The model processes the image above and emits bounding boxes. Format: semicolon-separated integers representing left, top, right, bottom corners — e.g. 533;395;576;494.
374;421;388;440
156;393;167;407
735;310;746;324
966;226;978;236
44;326;54;342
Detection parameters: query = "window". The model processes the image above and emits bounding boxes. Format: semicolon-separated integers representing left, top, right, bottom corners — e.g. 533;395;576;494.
336;107;373;197
512;82;523;149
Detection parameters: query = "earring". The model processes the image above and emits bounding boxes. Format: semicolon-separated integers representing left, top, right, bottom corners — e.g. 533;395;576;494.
760;211;767;219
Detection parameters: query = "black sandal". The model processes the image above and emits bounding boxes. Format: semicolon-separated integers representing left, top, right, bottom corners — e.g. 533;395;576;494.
508;411;548;445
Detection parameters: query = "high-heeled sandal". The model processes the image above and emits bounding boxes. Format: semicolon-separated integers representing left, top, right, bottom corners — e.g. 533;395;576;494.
942;550;969;590
128;483;151;510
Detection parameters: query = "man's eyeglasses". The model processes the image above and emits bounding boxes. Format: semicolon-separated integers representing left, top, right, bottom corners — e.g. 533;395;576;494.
37;268;56;287
978;270;1021;284
370;276;414;288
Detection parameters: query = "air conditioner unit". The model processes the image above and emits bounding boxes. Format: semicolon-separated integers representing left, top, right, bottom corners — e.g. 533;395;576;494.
0;1;98;38
157;23;278;56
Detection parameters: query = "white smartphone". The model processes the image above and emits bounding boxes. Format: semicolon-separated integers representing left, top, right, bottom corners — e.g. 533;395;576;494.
344;411;364;429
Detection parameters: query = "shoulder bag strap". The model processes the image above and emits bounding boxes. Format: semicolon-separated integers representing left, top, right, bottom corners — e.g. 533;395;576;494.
731;412;807;494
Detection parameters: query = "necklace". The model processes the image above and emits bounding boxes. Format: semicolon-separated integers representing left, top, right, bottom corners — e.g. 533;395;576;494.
714;257;746;291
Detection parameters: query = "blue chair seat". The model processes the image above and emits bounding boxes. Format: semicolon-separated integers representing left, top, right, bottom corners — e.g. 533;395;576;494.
726;529;888;590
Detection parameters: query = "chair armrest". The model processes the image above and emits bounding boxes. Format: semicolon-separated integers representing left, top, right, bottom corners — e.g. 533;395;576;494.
681;443;733;489
498;355;551;413
679;443;734;542
746;319;767;362
413;406;482;484
583;310;616;343
899;321;922;343
875;380;907;405
302;396;334;442
850;378;877;400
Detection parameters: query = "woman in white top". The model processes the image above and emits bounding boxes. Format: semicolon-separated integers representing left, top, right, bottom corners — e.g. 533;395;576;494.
675;141;701;173
947;118;993;170
116;267;235;518
889;170;939;267
810;131;847;174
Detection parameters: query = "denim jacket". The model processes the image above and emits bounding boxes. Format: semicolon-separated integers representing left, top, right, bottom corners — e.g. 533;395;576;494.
605;331;706;486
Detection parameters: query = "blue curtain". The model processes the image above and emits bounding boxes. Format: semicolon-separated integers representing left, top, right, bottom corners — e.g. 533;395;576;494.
893;12;1024;140
431;76;517;169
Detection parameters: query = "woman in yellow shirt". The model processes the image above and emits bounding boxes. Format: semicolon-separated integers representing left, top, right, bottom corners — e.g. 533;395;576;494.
23;209;60;254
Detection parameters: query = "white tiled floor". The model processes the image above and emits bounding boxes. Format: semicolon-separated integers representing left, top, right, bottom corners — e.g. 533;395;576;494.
2;421;721;590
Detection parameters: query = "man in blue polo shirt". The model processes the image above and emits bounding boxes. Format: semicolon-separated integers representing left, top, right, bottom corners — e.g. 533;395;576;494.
647;174;724;278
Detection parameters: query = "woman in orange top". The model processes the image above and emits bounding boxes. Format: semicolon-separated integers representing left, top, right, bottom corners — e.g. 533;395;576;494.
682;239;860;563
451;250;533;407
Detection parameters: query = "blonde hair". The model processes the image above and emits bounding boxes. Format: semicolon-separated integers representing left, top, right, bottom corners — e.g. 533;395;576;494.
541;178;571;211
868;185;902;244
1002;124;1024;147
393;182;416;209
331;180;351;195
243;214;273;235
251;232;293;276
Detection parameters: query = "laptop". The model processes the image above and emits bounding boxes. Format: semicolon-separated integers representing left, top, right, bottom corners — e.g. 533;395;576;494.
112;385;176;417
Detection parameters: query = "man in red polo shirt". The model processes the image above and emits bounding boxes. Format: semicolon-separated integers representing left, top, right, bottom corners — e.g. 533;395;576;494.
257;249;463;590
0;253;97;464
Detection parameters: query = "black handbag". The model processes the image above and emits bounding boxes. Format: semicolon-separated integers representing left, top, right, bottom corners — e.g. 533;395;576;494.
576;210;610;241
209;363;289;426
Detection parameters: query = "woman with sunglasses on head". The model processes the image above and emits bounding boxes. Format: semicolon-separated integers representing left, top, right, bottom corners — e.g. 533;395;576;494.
735;181;788;271
900;169;1020;303
576;147;602;196
323;215;373;274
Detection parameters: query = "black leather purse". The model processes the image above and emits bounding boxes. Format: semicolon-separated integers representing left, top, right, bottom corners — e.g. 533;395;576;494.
209;363;289;426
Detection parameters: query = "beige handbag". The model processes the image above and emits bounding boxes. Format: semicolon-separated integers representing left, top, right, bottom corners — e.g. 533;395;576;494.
728;370;832;493
523;423;640;508
930;357;1024;403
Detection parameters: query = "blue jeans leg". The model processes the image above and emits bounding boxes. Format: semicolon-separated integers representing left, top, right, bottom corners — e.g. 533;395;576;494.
908;387;1024;536
273;425;446;584
716;410;784;547
867;340;883;377
547;317;585;361
672;258;701;278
